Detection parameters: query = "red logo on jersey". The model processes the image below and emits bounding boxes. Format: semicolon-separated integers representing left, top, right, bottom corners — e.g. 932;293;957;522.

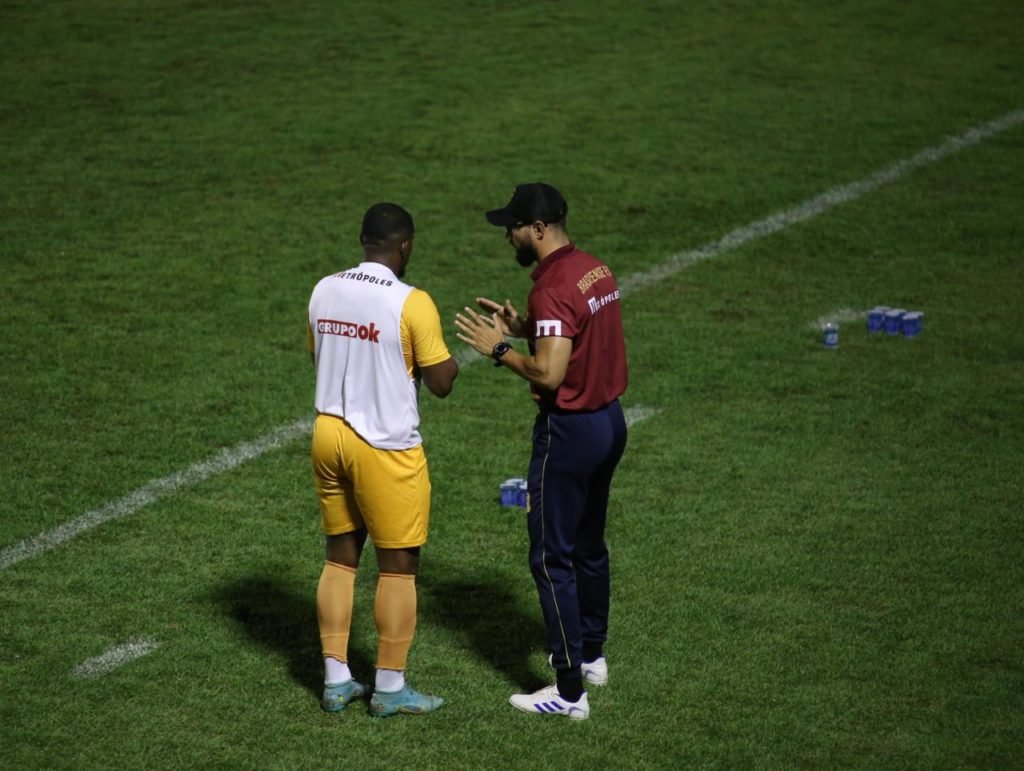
317;319;381;343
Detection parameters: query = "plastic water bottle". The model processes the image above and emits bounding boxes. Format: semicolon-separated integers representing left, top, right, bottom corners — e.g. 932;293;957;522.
823;323;838;349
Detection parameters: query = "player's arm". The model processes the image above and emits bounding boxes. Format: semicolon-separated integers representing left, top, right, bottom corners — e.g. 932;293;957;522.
420;357;458;398
454;307;571;390
405;289;459;399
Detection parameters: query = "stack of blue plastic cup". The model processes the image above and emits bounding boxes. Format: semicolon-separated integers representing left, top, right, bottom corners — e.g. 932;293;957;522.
500;479;522;507
884;309;905;335
902;311;924;337
516;480;528;508
865;306;925;337
500;478;529;508
867;306;889;333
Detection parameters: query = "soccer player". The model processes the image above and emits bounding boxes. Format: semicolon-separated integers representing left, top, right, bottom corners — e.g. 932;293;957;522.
455;182;628;720
307;202;458;716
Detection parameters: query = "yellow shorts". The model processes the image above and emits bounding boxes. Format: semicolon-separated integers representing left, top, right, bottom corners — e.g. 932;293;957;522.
311;413;430;548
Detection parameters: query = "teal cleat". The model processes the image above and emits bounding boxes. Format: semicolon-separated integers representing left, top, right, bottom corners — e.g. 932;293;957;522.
321;679;368;713
369;685;445;717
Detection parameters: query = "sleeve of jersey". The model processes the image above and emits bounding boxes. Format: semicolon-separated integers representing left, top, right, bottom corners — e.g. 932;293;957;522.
401;288;452;368
529;286;578;339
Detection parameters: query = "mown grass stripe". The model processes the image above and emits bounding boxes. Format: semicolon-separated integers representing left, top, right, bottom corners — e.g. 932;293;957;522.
70;638;161;679
0;419;309;571
617;108;1024;295
2;109;1020;572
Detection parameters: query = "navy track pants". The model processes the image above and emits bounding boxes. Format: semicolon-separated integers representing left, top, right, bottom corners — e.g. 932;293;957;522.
527;399;628;672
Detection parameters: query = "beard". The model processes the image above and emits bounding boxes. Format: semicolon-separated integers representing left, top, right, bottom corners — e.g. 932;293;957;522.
515;244;538;268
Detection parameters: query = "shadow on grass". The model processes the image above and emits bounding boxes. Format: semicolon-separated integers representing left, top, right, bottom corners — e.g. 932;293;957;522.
213;566;547;696
419;565;548;692
213;575;373;698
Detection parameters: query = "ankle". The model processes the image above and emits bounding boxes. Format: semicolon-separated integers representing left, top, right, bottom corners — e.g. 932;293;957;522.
556;671;584;702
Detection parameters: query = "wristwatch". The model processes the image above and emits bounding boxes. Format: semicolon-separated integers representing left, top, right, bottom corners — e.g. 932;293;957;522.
491;341;512;366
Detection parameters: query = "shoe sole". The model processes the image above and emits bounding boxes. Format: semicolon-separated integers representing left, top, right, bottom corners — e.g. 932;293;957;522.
369;700;444;717
369;706;442;717
321;685;367;713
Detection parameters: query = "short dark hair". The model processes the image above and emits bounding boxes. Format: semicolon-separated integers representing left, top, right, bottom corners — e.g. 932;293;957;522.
360;202;415;247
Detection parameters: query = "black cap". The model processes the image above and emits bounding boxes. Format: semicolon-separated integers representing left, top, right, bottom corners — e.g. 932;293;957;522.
485;182;568;227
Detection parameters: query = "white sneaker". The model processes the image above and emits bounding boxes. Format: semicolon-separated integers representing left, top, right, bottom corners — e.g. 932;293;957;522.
509;685;590;720
583;656;609;686
547;654;609;686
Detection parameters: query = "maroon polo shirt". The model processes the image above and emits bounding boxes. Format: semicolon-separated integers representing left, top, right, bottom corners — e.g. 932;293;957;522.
526;243;628;411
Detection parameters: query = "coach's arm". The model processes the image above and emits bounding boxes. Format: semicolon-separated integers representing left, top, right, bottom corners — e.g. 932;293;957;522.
493;336;570;391
453;308;571;391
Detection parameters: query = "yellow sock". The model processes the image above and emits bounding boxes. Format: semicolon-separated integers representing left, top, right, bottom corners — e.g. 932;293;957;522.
317;561;357;661
374;572;417;671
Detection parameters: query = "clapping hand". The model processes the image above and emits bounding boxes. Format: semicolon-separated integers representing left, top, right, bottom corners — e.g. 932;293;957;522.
454;305;505;357
475;297;525;338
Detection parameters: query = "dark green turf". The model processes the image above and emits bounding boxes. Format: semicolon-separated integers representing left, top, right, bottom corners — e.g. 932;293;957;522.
2;1;1022;768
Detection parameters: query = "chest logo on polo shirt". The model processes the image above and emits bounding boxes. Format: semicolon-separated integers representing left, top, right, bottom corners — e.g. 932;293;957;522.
535;319;563;337
316;318;381;343
587;289;620;315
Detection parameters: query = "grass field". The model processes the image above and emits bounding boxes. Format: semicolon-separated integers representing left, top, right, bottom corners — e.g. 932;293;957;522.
2;1;1023;768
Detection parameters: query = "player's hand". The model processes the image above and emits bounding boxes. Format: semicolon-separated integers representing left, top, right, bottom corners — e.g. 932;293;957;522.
476;297;525;338
455;307;506;357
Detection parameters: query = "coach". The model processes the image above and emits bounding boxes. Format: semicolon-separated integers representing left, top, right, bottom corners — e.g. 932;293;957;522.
455;182;628;720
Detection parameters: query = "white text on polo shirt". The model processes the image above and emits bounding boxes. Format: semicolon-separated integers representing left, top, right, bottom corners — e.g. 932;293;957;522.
587;289;620;315
317;318;381;343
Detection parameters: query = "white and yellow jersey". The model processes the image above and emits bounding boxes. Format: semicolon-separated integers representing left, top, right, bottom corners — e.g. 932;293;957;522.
307;261;451;450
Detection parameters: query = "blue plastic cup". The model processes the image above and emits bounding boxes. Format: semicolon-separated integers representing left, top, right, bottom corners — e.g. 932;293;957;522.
902;311;923;337
884;309;904;335
516;480;528;509
500;479;522;507
867;307;886;333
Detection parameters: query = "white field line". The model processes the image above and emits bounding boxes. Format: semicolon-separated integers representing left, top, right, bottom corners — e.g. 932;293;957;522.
813;307;868;330
0;419;309;571
624;405;660;427
3;109;1021;571
71;637;161;679
455;345;484;367
617;108;1024;295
